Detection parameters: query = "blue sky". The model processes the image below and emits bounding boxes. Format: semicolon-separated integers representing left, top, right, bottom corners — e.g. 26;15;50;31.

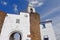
0;0;60;40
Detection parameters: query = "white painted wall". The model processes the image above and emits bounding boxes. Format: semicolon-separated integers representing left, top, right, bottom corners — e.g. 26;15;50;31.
0;12;56;40
0;12;31;40
40;22;56;40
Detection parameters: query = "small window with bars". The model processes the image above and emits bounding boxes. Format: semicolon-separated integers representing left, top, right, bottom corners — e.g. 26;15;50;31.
42;24;46;29
16;19;20;23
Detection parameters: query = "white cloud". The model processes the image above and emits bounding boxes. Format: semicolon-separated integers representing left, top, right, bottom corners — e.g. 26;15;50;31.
28;0;44;7
41;7;60;19
38;2;43;6
13;4;18;13
1;1;7;5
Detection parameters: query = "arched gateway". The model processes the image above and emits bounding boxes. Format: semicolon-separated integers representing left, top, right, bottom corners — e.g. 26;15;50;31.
9;32;22;40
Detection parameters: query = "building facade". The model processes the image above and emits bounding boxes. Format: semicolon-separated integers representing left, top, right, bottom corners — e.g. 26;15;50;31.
40;21;56;40
0;4;56;40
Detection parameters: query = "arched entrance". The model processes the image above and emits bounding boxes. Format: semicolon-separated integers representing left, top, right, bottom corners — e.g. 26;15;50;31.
9;32;22;40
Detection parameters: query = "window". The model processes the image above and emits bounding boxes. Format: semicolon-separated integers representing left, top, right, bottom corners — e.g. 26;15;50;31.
42;24;46;29
44;35;49;40
16;19;20;23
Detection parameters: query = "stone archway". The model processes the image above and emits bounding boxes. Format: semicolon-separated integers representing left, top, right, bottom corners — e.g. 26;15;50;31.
9;32;22;40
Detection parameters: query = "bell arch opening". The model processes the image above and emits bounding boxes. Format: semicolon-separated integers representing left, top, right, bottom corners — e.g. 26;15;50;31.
9;32;22;40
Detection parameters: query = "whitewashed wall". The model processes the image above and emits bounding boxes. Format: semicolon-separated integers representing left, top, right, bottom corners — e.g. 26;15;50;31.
0;12;56;40
40;22;56;40
0;12;30;40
